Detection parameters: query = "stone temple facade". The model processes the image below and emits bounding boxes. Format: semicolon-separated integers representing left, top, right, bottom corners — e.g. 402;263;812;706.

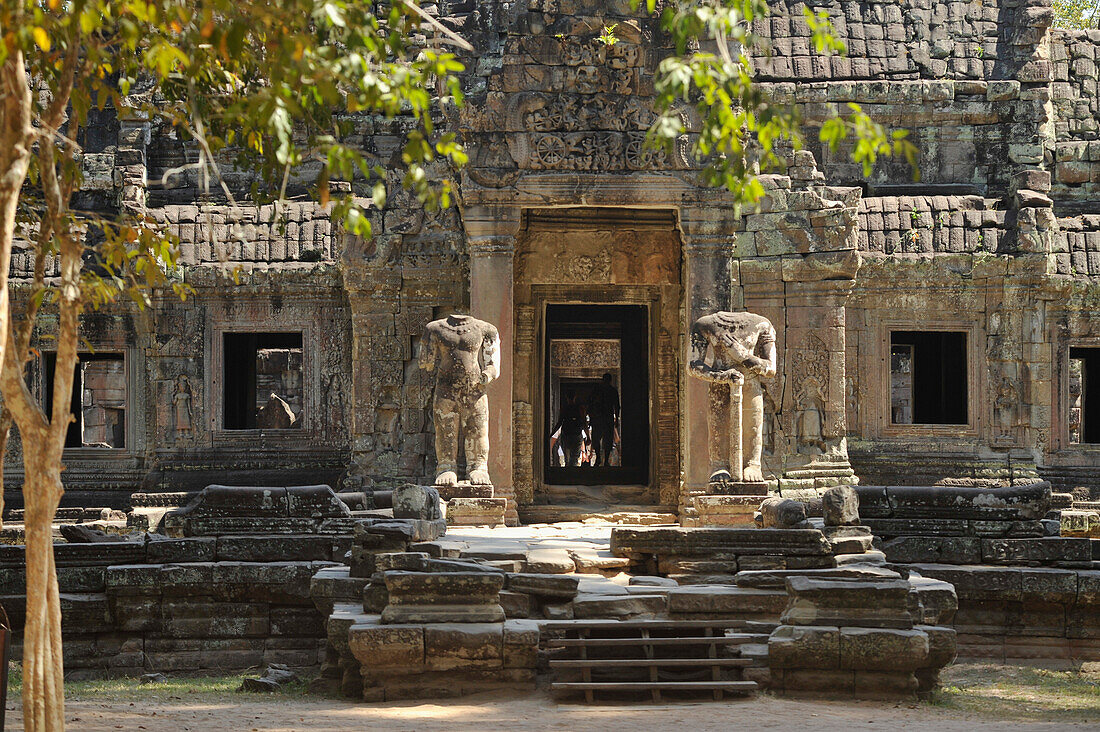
7;0;1100;523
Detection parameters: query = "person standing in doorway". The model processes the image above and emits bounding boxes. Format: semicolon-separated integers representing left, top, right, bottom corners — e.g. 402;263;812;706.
552;391;588;467
589;373;620;467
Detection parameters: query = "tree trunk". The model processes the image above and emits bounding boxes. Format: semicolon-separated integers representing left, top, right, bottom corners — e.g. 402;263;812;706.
20;464;65;731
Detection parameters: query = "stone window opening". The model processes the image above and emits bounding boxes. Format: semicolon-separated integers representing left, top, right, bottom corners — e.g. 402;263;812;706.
222;332;303;430
1068;347;1100;444
889;331;968;425
43;352;127;449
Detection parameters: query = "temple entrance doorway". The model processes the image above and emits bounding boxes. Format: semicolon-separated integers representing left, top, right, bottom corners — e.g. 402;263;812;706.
510;207;683;517
544;304;650;489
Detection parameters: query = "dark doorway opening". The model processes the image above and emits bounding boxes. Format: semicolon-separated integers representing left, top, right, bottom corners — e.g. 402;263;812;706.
1070;346;1100;444
890;331;968;425
223;332;303;430
544;304;649;486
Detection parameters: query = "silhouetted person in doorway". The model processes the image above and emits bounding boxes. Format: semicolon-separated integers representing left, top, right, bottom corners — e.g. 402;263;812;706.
552;391;588;467
589;373;620;467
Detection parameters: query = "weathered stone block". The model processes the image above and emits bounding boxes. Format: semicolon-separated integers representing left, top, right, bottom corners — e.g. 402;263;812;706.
422;623;504;671
768;625;840;669
669;586;788;615
499;590;532;618
147;538;216;564
759;497;809;529
907;575;958;626
917;625;958;669
822;485;860;526
852;670;919;697
839;627;929;671
215;535;334;562
572;593;667;619
773;668;854;693
393;485;444;522
348;622;424;670
882;536;982;564
736;565;900;589
523;548;575;574
381;571;505;623
781;577;913;628
611;527;831;558
503;619;539;669
506;573;580;599
446;498;507;527
981;537;1091;564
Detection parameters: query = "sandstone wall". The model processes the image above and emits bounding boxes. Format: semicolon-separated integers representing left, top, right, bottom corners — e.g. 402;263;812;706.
8;0;1100;507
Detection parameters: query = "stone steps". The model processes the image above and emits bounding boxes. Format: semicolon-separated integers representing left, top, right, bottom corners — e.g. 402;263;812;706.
547;635;753;648
541;618;746;631
551;657;752;669
546;618;759;702
550;680;757;701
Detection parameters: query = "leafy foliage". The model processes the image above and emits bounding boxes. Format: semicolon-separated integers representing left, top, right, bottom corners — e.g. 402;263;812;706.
1053;0;1100;29
6;0;467;258
0;5;467;723
635;0;918;208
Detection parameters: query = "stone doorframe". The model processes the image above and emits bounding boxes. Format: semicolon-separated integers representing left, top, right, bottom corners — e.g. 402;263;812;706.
517;284;673;508
461;173;742;519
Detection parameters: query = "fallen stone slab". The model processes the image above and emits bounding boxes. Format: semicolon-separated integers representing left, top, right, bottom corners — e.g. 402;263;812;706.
575;578;629;595
424;558;504;574
629;576;679;588
835;551;886;566
735;565;902;590
506;573;580;599
668;585;788;615
59;524;123;543
237;663;299;693
568;549;632;575
524;548;575;574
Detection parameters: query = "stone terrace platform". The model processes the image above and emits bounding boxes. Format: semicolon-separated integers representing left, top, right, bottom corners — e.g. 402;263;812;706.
418;523;634;576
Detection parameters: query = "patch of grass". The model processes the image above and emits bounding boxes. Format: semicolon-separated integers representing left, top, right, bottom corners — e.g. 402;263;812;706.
928;663;1100;723
8;662;315;703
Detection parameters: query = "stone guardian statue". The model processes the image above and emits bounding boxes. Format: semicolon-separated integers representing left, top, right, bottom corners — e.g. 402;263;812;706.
688;311;777;486
419;314;500;486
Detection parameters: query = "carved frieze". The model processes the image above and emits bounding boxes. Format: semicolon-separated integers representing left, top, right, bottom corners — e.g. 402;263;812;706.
502;93;689;173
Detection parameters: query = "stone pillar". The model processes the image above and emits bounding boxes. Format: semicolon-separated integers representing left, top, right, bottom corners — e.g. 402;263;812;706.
680;210;737;508
344;273;402;489
464;205;521;525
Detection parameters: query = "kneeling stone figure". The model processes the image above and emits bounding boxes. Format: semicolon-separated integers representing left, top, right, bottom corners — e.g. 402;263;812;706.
688;310;777;484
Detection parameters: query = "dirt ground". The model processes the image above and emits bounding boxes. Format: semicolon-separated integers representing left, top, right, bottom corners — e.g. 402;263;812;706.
9;666;1100;732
